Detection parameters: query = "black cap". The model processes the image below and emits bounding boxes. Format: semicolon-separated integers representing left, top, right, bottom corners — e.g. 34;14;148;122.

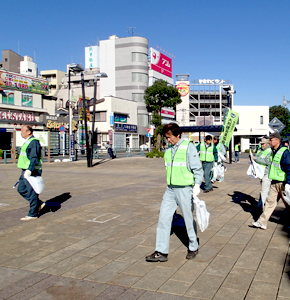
269;132;281;140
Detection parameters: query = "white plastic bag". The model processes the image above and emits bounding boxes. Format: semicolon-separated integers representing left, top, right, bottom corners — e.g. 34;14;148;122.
26;176;45;194
282;191;290;206
218;151;227;162
247;158;265;180
193;196;210;232
212;164;224;179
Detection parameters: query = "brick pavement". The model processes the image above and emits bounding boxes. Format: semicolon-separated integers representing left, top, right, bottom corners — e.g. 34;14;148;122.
0;157;290;299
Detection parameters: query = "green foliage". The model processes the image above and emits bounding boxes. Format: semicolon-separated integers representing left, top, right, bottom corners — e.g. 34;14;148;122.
0;149;3;157
244;149;250;153
144;79;181;150
269;105;290;137
145;148;164;158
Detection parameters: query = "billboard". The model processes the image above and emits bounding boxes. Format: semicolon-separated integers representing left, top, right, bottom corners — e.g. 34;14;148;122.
161;108;175;119
0;70;49;94
176;82;189;97
150;47;172;78
85;45;100;69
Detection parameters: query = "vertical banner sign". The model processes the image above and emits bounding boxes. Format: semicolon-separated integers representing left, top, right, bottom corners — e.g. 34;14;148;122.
110;112;114;126
220;109;239;147
70;134;75;160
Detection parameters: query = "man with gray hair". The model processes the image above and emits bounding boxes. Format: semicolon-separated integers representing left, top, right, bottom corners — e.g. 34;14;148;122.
251;137;272;209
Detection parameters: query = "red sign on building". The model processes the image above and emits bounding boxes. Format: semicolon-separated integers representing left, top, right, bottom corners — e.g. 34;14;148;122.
150;48;172;78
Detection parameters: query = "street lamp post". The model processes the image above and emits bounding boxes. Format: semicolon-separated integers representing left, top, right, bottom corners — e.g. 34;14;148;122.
90;72;108;167
68;63;84;161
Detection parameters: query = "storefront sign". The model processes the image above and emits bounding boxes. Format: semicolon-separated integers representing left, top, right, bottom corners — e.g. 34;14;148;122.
0;111;35;122
0;70;49;94
150;47;172;78
198;79;226;85
176;82;189;97
114;114;127;123
16;131;49;147
161;108;175;119
46;120;68;130
115;123;137;132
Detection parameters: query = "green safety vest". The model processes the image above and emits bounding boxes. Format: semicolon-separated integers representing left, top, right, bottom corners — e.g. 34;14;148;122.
235;144;239;151
268;147;287;181
164;140;194;186
17;137;42;170
256;147;272;168
199;142;214;162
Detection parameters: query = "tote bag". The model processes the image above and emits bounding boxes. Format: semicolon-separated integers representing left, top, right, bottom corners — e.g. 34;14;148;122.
26;176;45;194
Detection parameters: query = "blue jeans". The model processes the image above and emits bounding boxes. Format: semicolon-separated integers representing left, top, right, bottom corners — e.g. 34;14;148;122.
235;151;239;162
202;161;213;190
155;186;199;254
17;170;42;217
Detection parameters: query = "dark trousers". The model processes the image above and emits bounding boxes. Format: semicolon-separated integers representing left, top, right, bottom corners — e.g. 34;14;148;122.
235;151;239;162
202;161;213;190
17;170;42;217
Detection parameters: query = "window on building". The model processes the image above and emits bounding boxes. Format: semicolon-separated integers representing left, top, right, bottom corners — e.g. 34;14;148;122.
28;69;32;72
22;93;33;107
260;115;263;125
132;93;144;102
132;52;148;63
4;58;7;62
102;134;109;142
132;72;148;83
95;111;107;122
2;91;14;105
138;114;149;127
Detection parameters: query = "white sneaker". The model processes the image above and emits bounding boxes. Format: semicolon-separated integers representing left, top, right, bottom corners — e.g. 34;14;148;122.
20;216;38;221
252;221;266;230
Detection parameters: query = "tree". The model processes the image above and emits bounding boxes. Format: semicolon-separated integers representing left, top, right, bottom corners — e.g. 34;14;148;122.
269;105;290;137
144;79;182;150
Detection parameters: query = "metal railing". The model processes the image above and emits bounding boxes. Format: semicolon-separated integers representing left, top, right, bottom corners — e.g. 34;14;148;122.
0;148;147;164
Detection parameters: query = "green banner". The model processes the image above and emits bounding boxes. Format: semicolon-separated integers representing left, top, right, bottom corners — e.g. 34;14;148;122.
220;109;239;147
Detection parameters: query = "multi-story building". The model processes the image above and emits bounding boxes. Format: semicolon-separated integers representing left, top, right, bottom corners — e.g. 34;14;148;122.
0;69;52;151
176;74;233;126
40;70;66;97
0;50;23;73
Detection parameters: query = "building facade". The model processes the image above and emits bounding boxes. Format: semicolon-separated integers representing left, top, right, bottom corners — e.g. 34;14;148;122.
0;50;23;73
40;70;66;97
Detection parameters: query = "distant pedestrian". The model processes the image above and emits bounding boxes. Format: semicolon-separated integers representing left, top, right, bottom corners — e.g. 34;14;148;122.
252;132;290;230
196;135;218;193
103;142;115;159
145;123;203;262
17;125;45;221
234;142;241;163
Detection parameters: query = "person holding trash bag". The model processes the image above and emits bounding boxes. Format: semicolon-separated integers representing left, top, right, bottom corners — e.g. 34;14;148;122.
252;132;290;230
17;125;45;221
146;123;203;262
250;138;272;209
211;136;227;183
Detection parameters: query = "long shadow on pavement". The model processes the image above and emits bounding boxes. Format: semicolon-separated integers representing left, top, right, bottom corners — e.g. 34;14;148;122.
229;191;261;220
92;158;112;166
39;192;71;216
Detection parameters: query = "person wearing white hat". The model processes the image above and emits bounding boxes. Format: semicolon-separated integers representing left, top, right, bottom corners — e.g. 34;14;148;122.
251;138;272;209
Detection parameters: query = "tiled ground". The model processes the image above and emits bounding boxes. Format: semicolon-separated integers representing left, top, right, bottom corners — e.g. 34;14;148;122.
0;156;289;299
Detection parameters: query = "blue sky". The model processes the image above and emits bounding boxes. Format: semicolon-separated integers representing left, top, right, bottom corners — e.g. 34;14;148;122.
2;0;290;107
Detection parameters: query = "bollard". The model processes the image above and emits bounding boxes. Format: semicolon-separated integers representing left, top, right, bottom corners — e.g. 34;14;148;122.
4;150;7;164
97;150;99;159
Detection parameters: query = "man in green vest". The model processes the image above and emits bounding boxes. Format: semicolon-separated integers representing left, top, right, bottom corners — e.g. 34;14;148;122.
146;123;203;262
211;136;227;183
252;132;290;229
234;142;241;163
251;138;272;209
17;125;45;221
196;135;218;193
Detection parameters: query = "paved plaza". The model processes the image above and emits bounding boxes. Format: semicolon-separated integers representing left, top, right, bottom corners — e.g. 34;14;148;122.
0;156;290;299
